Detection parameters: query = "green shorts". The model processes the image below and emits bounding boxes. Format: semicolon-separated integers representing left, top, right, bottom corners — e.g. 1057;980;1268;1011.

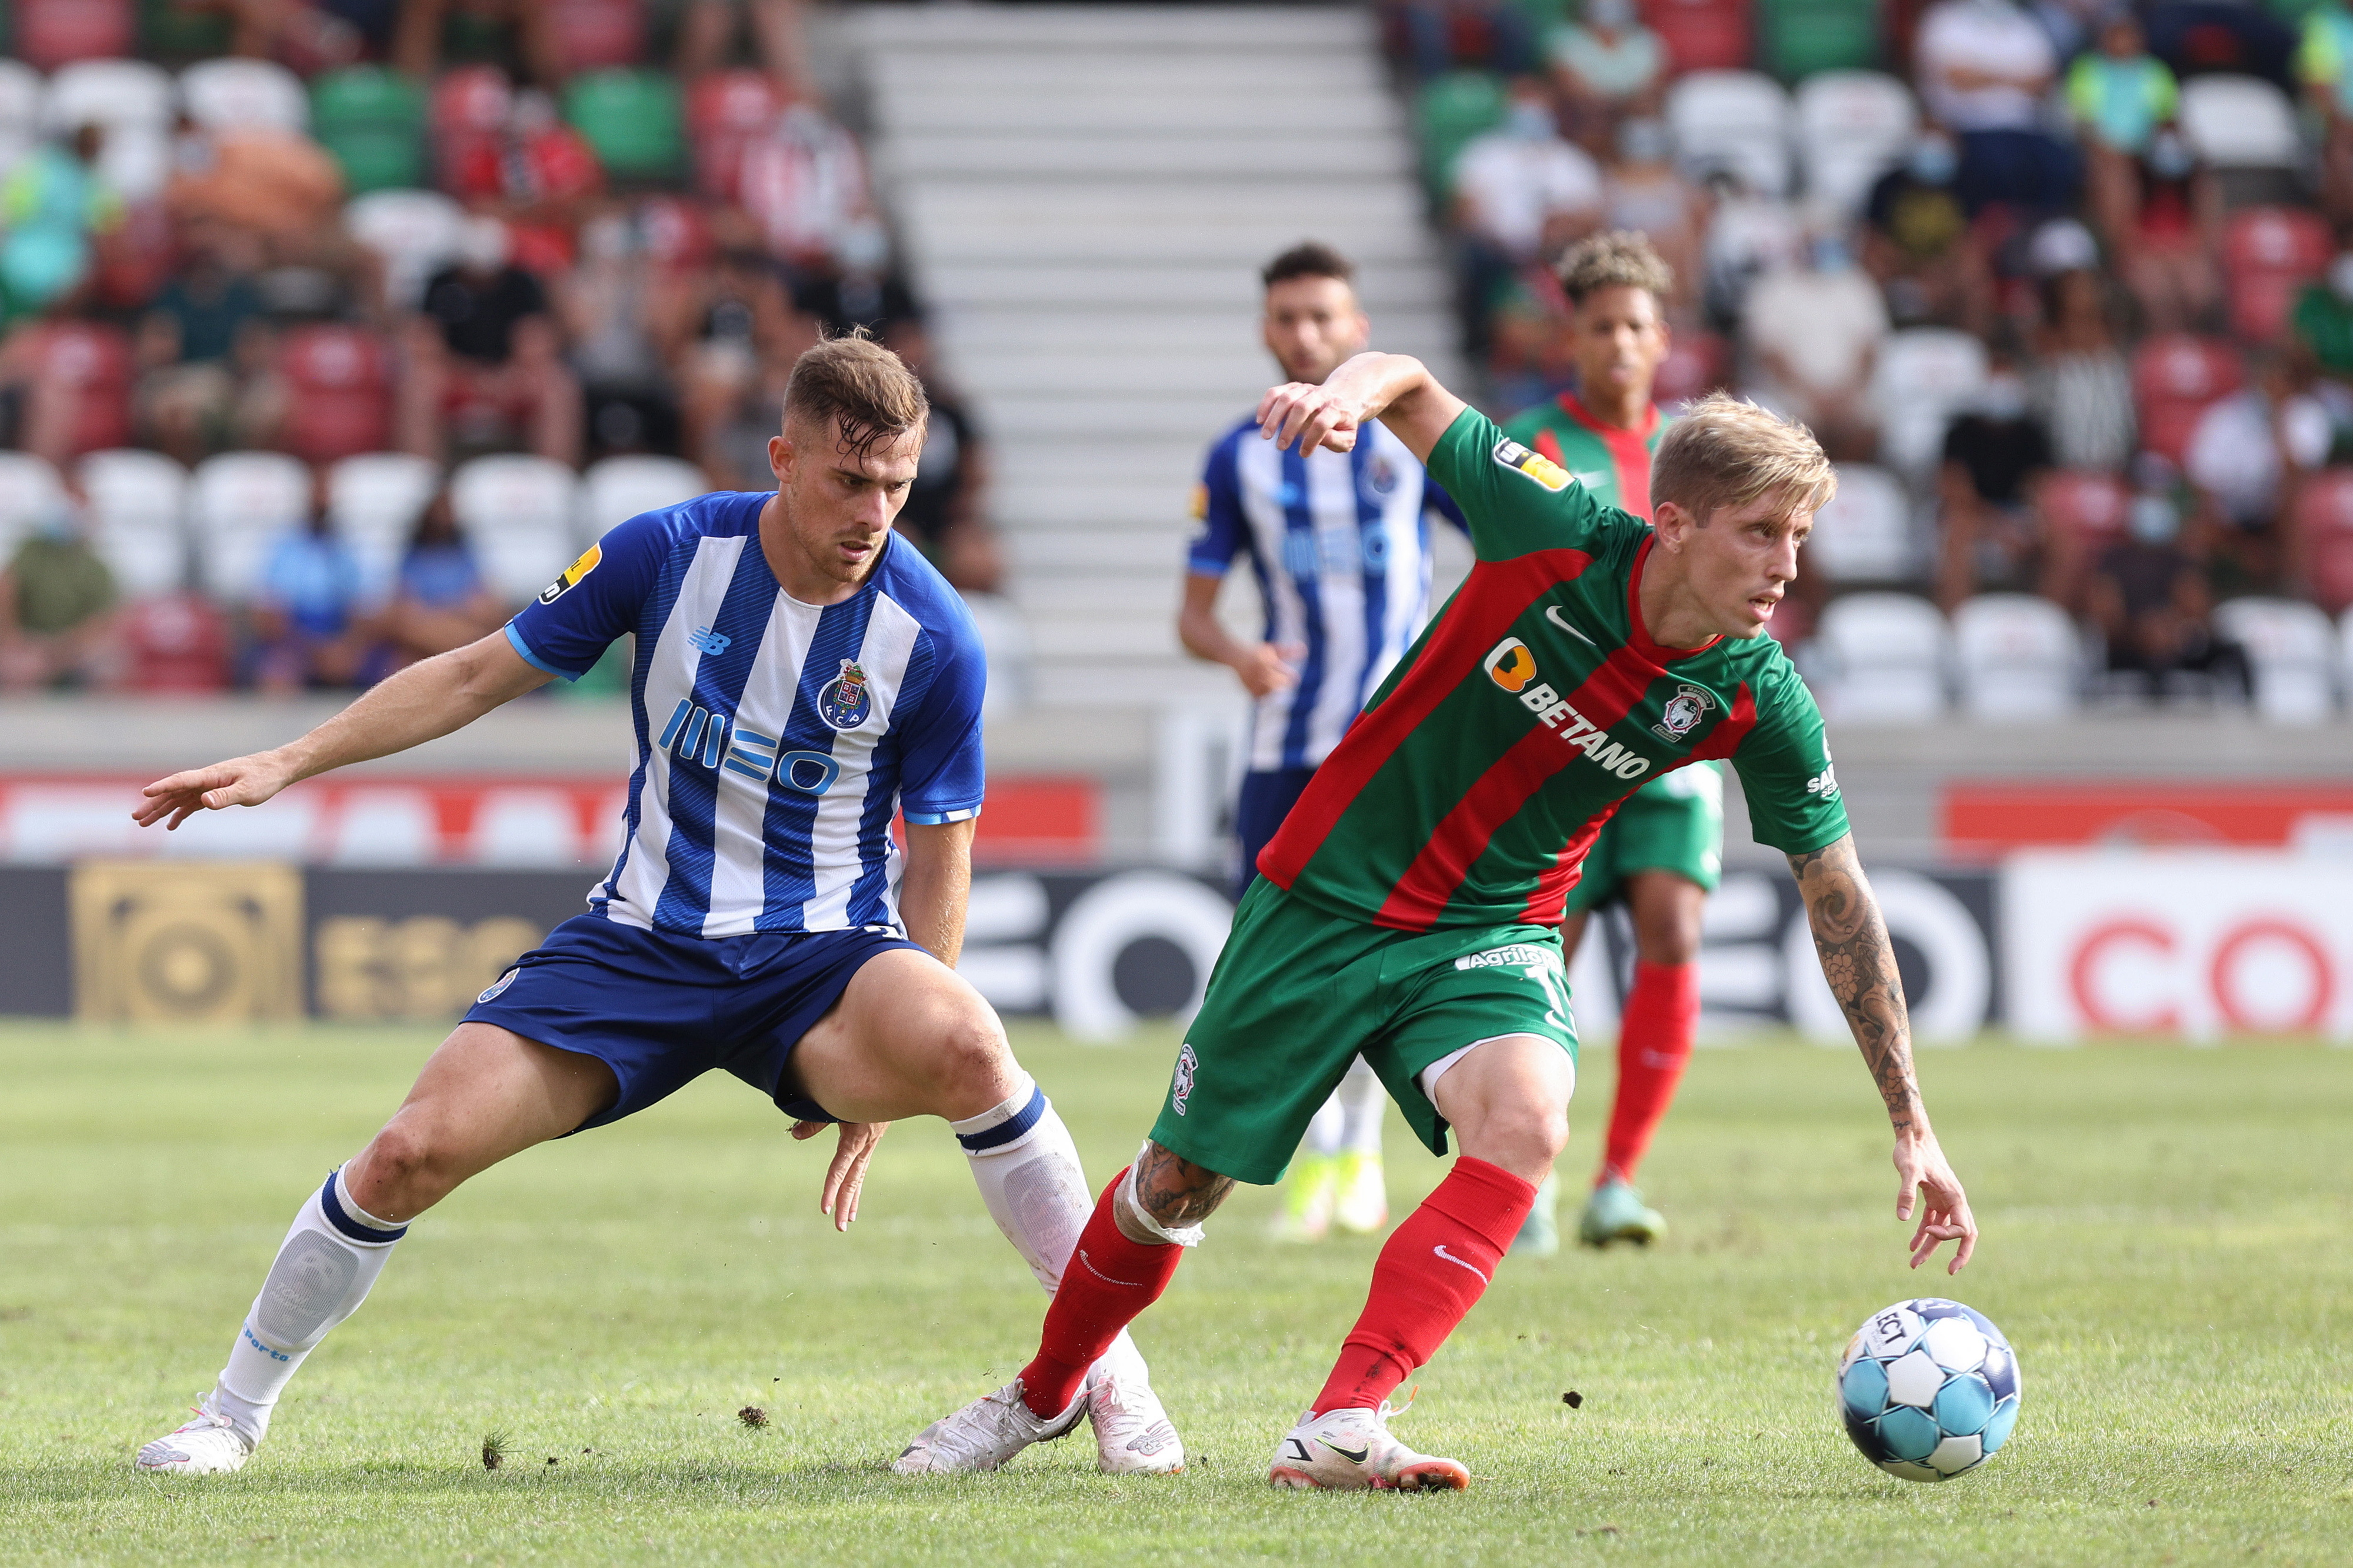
1149;881;1579;1186
1562;760;1725;917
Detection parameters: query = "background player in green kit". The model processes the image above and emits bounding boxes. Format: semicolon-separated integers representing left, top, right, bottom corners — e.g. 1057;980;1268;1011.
895;354;1979;1493
1501;232;1717;1254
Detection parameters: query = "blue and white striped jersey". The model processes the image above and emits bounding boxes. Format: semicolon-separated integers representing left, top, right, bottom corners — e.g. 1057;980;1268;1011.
1188;415;1465;771
505;492;986;938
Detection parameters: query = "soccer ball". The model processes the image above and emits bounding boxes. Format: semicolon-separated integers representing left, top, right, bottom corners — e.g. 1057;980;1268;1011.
1836;1298;2020;1482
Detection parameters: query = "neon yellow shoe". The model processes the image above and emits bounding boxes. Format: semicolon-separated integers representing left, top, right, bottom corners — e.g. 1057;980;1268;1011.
1268;1152;1338;1242
1579;1176;1666;1247
1332;1149;1388;1234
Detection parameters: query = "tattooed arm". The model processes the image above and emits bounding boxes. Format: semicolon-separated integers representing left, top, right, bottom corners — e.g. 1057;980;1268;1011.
1788;834;1978;1272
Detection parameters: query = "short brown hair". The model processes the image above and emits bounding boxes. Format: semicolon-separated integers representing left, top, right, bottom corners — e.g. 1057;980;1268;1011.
782;329;928;460
1555;230;1674;307
1262;241;1355;289
1651;392;1837;524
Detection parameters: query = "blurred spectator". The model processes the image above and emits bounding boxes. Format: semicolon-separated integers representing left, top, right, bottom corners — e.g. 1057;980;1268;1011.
1740;232;1888;460
884;318;1003;595
1451;78;1603;266
401;217;582;465
739;98;879;276
2029;256;2137;471
0;481;116;691
2303;1;2353;225
1602;118;1703;311
1865;132;1993;330
2068;11;2177;248
446;88;604;276
135;219;275;466
661;237;814;486
1935;345;2055;608
170;0;396;74
2087;487;2250;699
1392;0;1540;81
166;115;346;251
381;490;507;668
2184;349;2329;566
395;0;565;89
251;470;375;692
561;208;683;461
1702;172;1805;332
1;125;122;320
678;0;812;90
2111;128;2219;333
1916;0;2079;217
1547;0;1666;149
2290;249;2353;377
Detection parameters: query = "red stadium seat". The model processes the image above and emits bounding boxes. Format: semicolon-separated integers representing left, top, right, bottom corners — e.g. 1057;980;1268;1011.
34;321;133;459
117;592;232;693
2222;206;2332;345
2292;468;2353;613
431;65;512;195
1643;0;1755;74
15;0;134;70
89;199;175;312
688;69;783;202
548;0;646;71
2131;334;2244;465
1654;329;1732;405
637;192;715;271
2039;469;2130;551
277;325;393;465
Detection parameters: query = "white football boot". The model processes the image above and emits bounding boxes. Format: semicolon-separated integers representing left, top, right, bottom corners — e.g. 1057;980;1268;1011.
1267;1402;1469;1492
892;1377;1087;1475
1085;1333;1184;1474
1331;1150;1389;1235
134;1394;255;1475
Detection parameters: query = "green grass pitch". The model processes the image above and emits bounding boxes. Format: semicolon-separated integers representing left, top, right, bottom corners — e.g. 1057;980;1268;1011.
2;1020;2348;1566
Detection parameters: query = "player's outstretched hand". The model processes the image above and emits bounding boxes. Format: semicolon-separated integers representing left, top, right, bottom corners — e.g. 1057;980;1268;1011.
795;1117;888;1232
1257;381;1361;455
1894;1127;1977;1274
134;752;300;831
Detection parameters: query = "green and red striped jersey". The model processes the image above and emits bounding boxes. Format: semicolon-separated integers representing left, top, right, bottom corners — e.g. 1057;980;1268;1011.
1259;406;1848;932
1505;392;1667;519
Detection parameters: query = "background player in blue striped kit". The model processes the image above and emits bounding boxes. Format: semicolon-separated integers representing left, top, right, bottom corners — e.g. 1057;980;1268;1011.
1176;243;1464;1242
128;335;1182;1479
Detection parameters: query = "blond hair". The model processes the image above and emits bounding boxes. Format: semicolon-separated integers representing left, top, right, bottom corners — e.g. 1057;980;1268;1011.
782;328;928;459
1651;392;1837;524
1555;230;1674;307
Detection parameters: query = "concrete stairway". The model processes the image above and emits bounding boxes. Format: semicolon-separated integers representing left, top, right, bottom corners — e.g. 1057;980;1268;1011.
845;3;1465;709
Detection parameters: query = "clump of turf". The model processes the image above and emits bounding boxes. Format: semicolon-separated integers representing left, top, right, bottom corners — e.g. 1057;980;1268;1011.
738;1406;769;1429
481;1432;507;1471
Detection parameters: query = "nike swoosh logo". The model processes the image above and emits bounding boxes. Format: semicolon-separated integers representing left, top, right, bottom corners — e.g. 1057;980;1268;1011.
1076;1247;1146;1288
1545;605;1598;645
1433;1244;1491;1283
1318;1439;1372;1464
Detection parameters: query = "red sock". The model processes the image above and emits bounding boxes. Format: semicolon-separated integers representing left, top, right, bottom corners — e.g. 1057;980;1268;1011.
1017;1169;1185;1417
1312;1157;1537;1413
1601;959;1699;1185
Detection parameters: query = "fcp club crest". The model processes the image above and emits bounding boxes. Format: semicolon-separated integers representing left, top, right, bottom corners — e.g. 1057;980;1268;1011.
1652;683;1716;742
816;659;874;730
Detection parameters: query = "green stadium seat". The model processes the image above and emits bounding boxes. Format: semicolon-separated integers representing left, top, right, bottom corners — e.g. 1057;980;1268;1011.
311;68;428;195
1759;0;1879;79
139;0;232;61
1415;71;1507;196
563;69;683;182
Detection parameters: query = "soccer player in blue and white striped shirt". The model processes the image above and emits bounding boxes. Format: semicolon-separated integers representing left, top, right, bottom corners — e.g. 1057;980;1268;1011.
130;335;1181;1479
1175;243;1465;1245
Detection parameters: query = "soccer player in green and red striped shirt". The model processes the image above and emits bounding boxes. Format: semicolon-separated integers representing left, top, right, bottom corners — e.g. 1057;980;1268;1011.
1501;232;1717;1256
895;357;1979;1493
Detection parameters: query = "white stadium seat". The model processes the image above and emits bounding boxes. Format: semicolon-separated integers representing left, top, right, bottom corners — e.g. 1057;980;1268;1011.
329;452;441;596
78;449;189;599
582;455;706;545
1667;71;1794;198
1795;71;1917;216
2215;597;2337;723
2178;76;2302;170
191;451;309;601
179;58;309;134
452;455;581;604
0;452;68;557
1807;463;1917;584
2339;606;2353;702
345;189;468;312
1810;592;1951;721
0;59;40;135
1951;593;2082;719
1871;329;1989;484
41;59;175;202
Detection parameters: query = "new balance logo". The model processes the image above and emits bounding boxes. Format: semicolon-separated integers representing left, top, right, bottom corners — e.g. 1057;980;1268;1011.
1432;1244;1490;1283
688;625;732;656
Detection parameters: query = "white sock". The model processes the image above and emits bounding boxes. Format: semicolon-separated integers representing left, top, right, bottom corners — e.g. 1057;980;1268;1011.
1338;1057;1386;1156
212;1168;405;1443
1302;1089;1346;1158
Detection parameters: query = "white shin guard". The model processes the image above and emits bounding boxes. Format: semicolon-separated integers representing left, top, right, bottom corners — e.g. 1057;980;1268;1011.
213;1168;405;1442
951;1072;1094;1293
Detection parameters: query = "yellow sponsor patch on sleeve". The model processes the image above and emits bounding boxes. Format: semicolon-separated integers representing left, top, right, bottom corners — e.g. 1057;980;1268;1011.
1188;482;1209;522
1491;438;1571;492
536;542;602;605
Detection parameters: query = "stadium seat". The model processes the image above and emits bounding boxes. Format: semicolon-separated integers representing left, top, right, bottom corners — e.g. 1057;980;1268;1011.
582;455;704;545
2214;597;2337;722
190;450;308;601
329;452;439;596
118;591;231;691
1869;329;1988;483
277;325;394;465
0;453;69;558
2131;334;2244;466
2339;606;2353;705
1810;592;1951;720
451;455;581;603
429;65;512;195
1642;0;1754;75
1413;71;1506;197
0;62;37;182
1654;329;1732;406
41;58;174;201
179;58;308;134
31;321;134;460
1758;0;1878;80
344;188;466;312
310;68;428;195
78;447;188;599
2295;467;2353;614
15;0;134;70
636;192;715;271
687;69;783;203
2178;75;2301;170
548;0;646;72
137;0;232;59
563;69;683;184
2221;206;2332;344
1666;71;1794;199
2039;469;2132;606
1807;464;1918;584
1951;593;2083;719
1795;71;1917;217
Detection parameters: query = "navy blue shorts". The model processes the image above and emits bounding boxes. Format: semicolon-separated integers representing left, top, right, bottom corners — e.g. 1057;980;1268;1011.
464;914;925;1134
1234;765;1318;899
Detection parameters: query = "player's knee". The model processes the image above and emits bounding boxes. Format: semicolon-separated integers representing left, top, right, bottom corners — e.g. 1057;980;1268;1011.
928;1009;1016;1110
350;1118;454;1214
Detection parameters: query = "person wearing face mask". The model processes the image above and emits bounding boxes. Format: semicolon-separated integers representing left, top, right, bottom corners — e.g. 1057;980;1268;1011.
2184;348;2334;590
2114;127;2221;332
0;483;117;692
2087;488;2250;699
1603;118;1703;307
1865;132;1994;331
1741;229;1891;461
1451;78;1604;269
1548;0;1667;148
1935;345;2055;612
2291;252;2353;378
